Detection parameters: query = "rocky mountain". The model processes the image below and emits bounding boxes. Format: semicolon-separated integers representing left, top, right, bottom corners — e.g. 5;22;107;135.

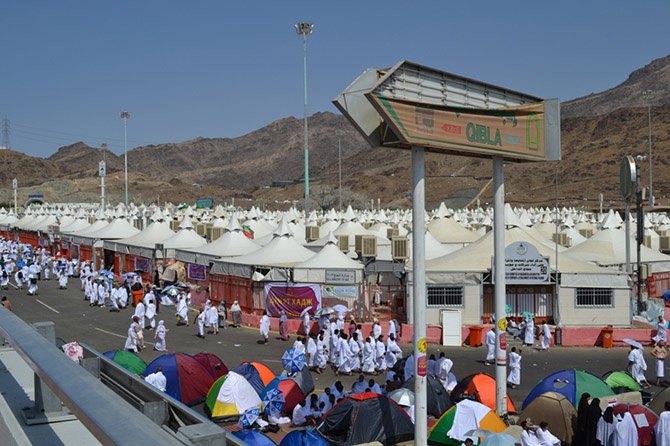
1;55;669;211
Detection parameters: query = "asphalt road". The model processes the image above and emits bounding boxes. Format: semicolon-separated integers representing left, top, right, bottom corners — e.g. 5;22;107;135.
4;277;666;413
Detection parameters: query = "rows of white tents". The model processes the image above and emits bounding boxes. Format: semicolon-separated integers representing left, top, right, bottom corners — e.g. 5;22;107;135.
0;201;668;328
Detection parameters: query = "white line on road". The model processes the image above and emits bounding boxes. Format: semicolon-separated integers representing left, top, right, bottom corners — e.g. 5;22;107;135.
95;328;154;345
36;299;60;314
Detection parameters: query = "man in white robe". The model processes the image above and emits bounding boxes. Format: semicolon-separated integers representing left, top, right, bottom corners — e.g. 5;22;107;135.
259;310;270;344
362;337;376;374
374;335;387;373
144;366;167;392
614;412;638;446
314;332;327;371
626;345;650;388
134;300;146;329
349;334;361;372
337;333;353;375
540;322;553;351
385;333;402;369
485;329;496;366
508;347;522;389
521;316;535;346
175;295;189;326
653;315;667;346
655;401;670;446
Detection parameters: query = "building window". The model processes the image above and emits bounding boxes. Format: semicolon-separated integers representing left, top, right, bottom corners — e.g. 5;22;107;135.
575;288;613;307
427;286;464;307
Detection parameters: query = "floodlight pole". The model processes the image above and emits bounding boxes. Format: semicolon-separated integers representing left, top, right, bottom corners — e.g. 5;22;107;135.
493;155;508;416
120;111;130;206
295;22;313;221
411;145;427;445
336;129;344;210
643;90;654;206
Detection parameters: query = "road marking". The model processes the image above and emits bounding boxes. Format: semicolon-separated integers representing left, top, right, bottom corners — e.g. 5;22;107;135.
36;299;60;314
94;328;154;345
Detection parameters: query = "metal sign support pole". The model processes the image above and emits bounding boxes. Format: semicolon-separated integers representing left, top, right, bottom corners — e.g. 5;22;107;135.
411;146;427;444
493;155;508;416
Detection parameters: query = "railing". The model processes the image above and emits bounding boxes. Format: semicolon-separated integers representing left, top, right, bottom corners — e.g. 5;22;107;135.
0;307;246;446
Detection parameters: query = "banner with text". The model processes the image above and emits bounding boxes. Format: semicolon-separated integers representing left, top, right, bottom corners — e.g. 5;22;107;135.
264;283;322;318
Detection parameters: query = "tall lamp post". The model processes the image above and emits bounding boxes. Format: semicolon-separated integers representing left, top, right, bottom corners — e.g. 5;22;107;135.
120;111;130;206
642;90;654;206
336;129;343;210
295;22;313;220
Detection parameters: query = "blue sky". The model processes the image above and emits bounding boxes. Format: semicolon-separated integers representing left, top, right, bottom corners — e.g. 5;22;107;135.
2;1;669;158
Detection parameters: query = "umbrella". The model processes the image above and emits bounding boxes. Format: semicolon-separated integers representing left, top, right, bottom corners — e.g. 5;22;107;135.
238;406;260;429
464;429;494;439
480;433;517;446
332;304;348;315
622;338;644;350
300;307;312;317
16;260;25;268
162;285;180;297
282;348;306;373
520;312;534;319
315;306;335;317
262;387;286;417
389;388;415;407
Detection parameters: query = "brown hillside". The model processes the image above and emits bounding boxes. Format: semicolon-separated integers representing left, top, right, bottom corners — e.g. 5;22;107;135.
1;55;669;211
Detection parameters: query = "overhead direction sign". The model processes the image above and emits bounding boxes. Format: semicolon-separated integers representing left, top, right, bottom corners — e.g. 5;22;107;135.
333;60;561;162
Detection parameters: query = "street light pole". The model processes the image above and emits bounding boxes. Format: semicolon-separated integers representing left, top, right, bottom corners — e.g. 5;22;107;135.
336;130;343;210
295;22;313;220
642;90;654;206
120;111;130;206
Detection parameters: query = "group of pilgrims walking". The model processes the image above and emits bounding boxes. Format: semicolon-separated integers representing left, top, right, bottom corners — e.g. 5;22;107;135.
1;240;75;295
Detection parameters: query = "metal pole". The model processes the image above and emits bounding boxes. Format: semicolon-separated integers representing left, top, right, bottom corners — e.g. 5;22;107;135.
121;111;130;206
636;170;643;314
493;155;508;416
337;130;343;210
295;23;313;221
411;146;427;445
643;90;654;206
626;200;632;323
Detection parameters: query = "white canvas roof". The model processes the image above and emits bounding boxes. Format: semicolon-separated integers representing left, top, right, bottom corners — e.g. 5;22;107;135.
293;233;364;283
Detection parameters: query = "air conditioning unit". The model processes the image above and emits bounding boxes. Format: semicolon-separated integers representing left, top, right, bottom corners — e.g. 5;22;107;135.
552;232;571;247
578;228;594;239
644;235;652;248
195;223;207;236
305;226;320;241
170;219;181;231
154;243;164;252
355;234;377;257
660;236;670;251
392;236;409;260
336;235;349;252
210;226;225;241
386;227;400;238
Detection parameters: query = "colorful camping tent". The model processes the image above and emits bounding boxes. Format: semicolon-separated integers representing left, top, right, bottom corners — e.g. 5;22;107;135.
262;376;307;413
103;349;147;375
450;372;516;414
281;366;315;397
233;361;276;396
428;399;507;446
205;371;263;422
279;428;329;446
603;370;641;393
316;392;414;446
612;403;659;446
649;386;670;415
234;428;278;446
403;375;453;418
144;352;215;406
522;369;613;410
194;352;229;379
517;391;577;444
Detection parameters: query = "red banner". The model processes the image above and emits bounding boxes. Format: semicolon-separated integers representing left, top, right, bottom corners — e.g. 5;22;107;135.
264;283;322;318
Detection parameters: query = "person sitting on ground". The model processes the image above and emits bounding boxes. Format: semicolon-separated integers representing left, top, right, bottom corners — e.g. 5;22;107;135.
535;421;561;446
1;296;12;311
291;399;315;427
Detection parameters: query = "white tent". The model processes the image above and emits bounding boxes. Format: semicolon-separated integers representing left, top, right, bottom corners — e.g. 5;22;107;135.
293;232;365;283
